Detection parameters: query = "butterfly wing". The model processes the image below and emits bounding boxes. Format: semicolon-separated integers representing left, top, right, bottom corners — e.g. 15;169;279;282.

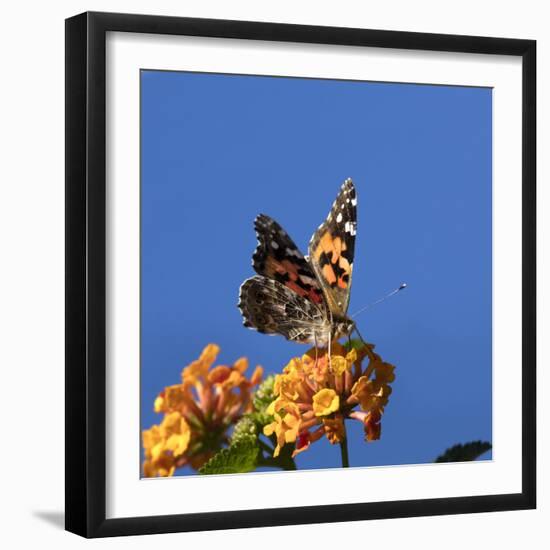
238;275;330;345
308;178;357;317
252;214;325;306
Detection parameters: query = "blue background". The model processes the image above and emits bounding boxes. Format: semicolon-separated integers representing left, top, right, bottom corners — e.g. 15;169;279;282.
140;70;492;475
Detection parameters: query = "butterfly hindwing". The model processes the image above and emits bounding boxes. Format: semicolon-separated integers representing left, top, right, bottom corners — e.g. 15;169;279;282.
252;214;324;306
238;275;329;344
308;178;357;317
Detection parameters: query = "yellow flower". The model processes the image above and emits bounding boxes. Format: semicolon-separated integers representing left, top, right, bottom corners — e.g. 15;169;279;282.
183;343;220;382
372;360;396;384
141;412;192;477
346;348;358;364
142;344;263;477
155;384;189;413
142;427;170;478
330;356;348;376
274;370;302;401
142;425;162;462
351;376;377;410
143;453;176;478
263;398;301;457
323;414;346;444
312;389;340;416
154;395;165;413
160;411;191;457
262;340;396;458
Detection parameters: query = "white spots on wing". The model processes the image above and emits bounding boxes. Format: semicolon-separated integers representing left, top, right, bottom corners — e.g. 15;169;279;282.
285;247;302;258
299;275;317;286
341;203;345;210
279;229;287;237
271;240;279;249
351;197;357;206
336;212;343;223
345;221;357;236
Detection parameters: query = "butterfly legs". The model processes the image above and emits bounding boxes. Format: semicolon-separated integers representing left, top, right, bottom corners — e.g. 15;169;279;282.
313;331;319;368
328;335;333;370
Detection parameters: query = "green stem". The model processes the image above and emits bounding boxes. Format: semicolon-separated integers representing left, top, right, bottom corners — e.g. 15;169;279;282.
340;439;349;468
340;423;350;468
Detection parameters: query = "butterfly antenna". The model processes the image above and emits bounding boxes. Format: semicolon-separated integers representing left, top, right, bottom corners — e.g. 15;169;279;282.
351;283;407;319
353;325;367;346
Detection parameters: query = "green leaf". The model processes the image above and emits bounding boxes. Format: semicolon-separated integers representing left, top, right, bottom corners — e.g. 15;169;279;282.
435;440;492;463
247;410;273;428
343;338;365;351
199;435;260;475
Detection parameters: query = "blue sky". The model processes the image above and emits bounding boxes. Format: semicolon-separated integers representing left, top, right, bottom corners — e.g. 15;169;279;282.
140;70;492;475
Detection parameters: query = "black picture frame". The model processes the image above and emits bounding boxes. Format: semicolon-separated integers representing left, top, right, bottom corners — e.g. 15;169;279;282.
65;11;536;538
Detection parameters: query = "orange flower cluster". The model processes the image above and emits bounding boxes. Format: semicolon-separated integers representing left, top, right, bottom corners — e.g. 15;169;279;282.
263;342;395;457
142;344;263;477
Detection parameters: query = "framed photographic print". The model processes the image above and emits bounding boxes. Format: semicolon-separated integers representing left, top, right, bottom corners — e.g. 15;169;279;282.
65;11;536;538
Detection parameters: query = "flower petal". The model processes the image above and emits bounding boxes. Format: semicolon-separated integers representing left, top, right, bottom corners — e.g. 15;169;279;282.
312;388;340;417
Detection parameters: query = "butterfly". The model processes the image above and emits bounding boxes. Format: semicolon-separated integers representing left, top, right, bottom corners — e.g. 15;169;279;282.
238;178;358;348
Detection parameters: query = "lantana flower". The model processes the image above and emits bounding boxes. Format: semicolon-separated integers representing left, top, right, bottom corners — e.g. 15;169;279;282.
263;341;395;458
142;344;263;477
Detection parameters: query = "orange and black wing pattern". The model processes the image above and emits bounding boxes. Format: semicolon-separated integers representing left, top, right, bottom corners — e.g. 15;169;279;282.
251;214;325;306
308;178;357;317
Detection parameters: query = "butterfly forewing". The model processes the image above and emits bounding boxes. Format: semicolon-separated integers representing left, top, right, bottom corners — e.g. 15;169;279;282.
252;214;325;306
308;178;357;317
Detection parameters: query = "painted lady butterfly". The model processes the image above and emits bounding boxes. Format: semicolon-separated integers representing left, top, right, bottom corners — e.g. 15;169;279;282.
238;178;357;347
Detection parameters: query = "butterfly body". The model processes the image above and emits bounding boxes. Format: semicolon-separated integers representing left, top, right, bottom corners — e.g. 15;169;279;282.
238;178;358;347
